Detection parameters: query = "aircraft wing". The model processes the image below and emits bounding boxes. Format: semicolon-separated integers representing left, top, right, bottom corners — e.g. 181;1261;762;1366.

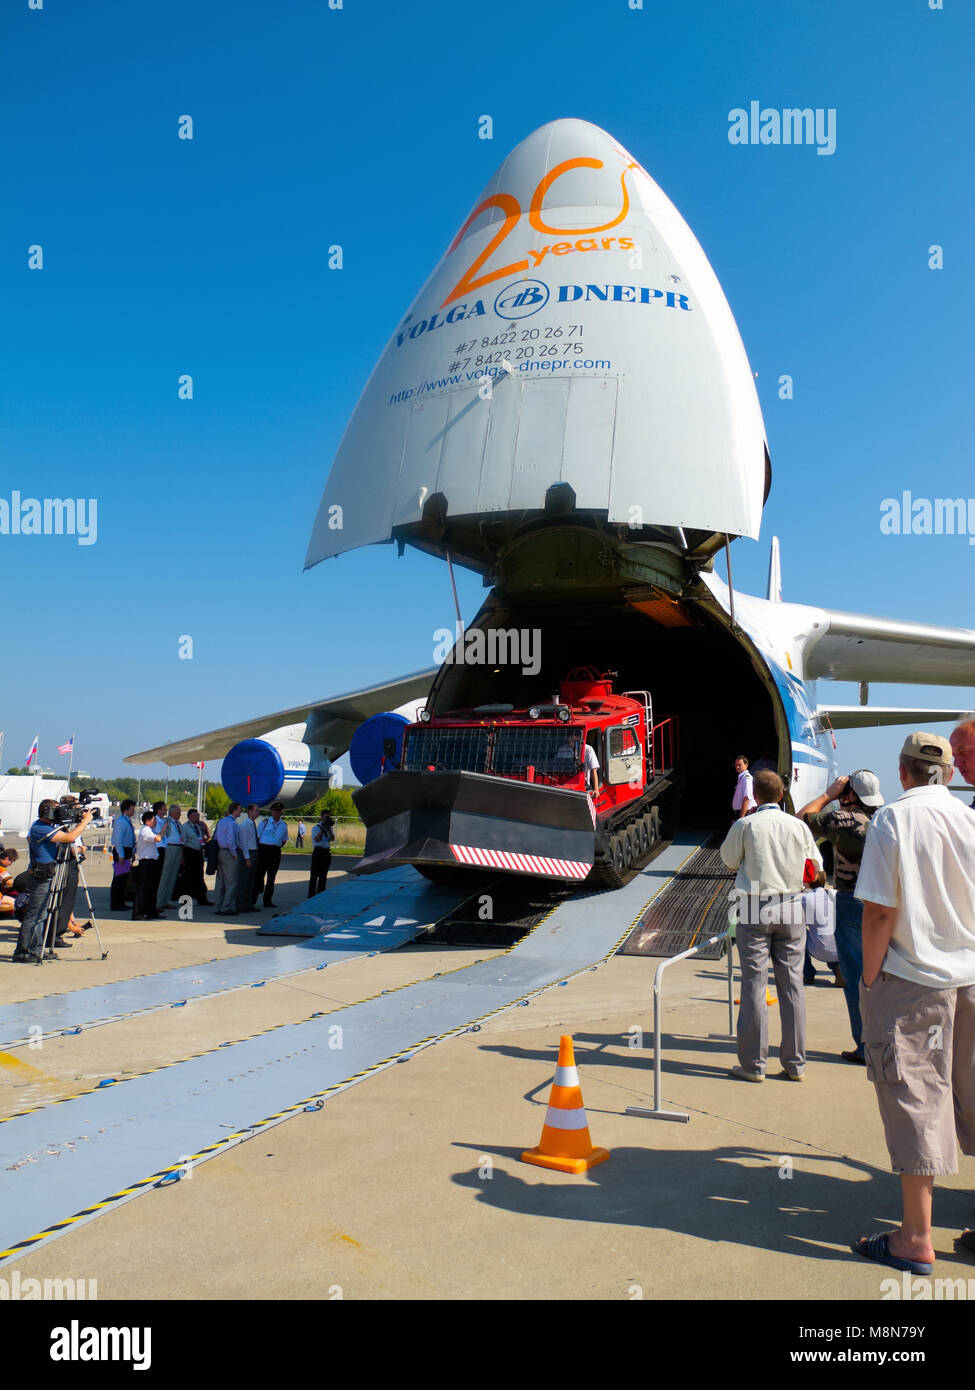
817;705;972;731
804;609;975;686
124;669;437;767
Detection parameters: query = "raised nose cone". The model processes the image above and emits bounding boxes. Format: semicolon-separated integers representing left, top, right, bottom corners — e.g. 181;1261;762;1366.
306;118;768;576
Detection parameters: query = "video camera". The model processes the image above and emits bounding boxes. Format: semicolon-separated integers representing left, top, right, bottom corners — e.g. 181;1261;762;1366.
51;788;101;826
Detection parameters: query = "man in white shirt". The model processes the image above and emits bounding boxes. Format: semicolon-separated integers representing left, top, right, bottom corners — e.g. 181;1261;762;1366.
253;803;289;908
851;732;975;1276
234;804;260;913
583;739;601;794
731;754;754;820
132;810;165;920
721;769;822;1081
309;812;335;896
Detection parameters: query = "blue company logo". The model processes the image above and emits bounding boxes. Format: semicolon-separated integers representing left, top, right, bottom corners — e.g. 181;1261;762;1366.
494;279;549;320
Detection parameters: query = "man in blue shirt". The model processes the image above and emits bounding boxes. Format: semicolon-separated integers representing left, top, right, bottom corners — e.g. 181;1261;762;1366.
253;803;289;909
109;799;137;910
14;799;93;963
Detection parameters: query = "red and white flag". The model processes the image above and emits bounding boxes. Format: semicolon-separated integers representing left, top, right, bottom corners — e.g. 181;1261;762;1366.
57;738;74;755
25;736;38;766
192;761;205;770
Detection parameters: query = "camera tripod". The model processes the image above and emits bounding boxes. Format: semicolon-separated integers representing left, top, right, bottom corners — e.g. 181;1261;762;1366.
39;842;108;962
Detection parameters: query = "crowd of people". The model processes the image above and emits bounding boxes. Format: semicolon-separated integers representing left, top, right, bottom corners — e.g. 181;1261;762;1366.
107;800;337;919
720;721;975;1275
0;800;339;953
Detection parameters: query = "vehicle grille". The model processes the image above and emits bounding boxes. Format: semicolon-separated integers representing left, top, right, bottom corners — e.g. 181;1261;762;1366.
402;726;490;773
402;725;581;781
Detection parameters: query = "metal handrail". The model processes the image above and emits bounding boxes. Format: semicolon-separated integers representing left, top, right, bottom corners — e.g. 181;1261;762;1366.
649;716;678;781
625;928;734;1123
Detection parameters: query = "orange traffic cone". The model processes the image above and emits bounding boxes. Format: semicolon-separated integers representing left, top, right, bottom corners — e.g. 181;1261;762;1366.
521;1035;610;1175
735;985;778;1006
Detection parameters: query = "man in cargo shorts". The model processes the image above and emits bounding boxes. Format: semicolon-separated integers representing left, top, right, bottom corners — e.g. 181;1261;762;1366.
851;732;975;1273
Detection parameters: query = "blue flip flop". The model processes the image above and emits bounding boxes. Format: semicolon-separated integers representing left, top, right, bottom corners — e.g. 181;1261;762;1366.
851;1232;933;1275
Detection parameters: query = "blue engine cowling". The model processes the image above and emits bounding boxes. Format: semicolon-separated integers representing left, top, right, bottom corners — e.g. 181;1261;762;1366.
221;737;331;806
349;712;410;786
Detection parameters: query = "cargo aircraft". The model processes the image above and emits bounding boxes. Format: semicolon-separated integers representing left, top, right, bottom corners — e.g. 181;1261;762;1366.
127;120;975;883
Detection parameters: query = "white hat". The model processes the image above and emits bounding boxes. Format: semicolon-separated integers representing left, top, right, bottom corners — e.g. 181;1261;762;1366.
849;769;884;808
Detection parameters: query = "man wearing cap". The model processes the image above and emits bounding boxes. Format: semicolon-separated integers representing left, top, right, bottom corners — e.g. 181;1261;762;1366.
850;732;975;1275
799;770;884;1064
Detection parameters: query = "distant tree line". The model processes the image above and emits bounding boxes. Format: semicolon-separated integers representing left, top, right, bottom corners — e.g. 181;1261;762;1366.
1;769;361;825
202;785;359;823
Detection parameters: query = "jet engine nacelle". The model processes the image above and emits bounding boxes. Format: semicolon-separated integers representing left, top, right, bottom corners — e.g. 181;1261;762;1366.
221;732;331;807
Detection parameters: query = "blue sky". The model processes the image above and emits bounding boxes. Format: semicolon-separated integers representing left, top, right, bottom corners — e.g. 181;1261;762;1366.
2;0;972;801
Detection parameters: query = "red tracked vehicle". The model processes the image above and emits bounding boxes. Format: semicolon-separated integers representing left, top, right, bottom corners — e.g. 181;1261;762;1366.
352;667;679;890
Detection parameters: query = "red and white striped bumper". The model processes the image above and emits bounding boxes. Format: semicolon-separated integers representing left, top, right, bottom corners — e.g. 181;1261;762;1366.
450;844;591;880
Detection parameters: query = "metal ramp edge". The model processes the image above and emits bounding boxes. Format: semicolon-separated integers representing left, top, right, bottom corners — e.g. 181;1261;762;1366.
254;865;420;936
0;868;470;1048
0;832;708;1265
621;840;734;960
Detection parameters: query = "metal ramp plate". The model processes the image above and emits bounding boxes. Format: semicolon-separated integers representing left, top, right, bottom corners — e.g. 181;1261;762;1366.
255;865;421;936
620;841;732;960
0;832;708;1262
0;869;468;1048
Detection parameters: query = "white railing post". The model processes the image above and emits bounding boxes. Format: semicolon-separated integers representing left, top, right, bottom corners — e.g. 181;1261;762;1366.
625;930;731;1123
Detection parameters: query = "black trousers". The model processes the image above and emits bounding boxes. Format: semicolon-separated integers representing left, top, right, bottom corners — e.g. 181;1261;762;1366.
308;848;331;897
132;857;162;918
235;852;258;912
253;845;282;905
177;849;208;905
16;872;54;958
110;850;135;910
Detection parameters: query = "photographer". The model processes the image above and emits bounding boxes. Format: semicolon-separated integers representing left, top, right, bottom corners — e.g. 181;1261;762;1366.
52;795;85;947
798;769;884;1063
13;799;92;964
308;812;335;897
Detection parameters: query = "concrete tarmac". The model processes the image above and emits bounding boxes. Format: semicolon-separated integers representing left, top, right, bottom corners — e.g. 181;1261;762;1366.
1;851;973;1300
